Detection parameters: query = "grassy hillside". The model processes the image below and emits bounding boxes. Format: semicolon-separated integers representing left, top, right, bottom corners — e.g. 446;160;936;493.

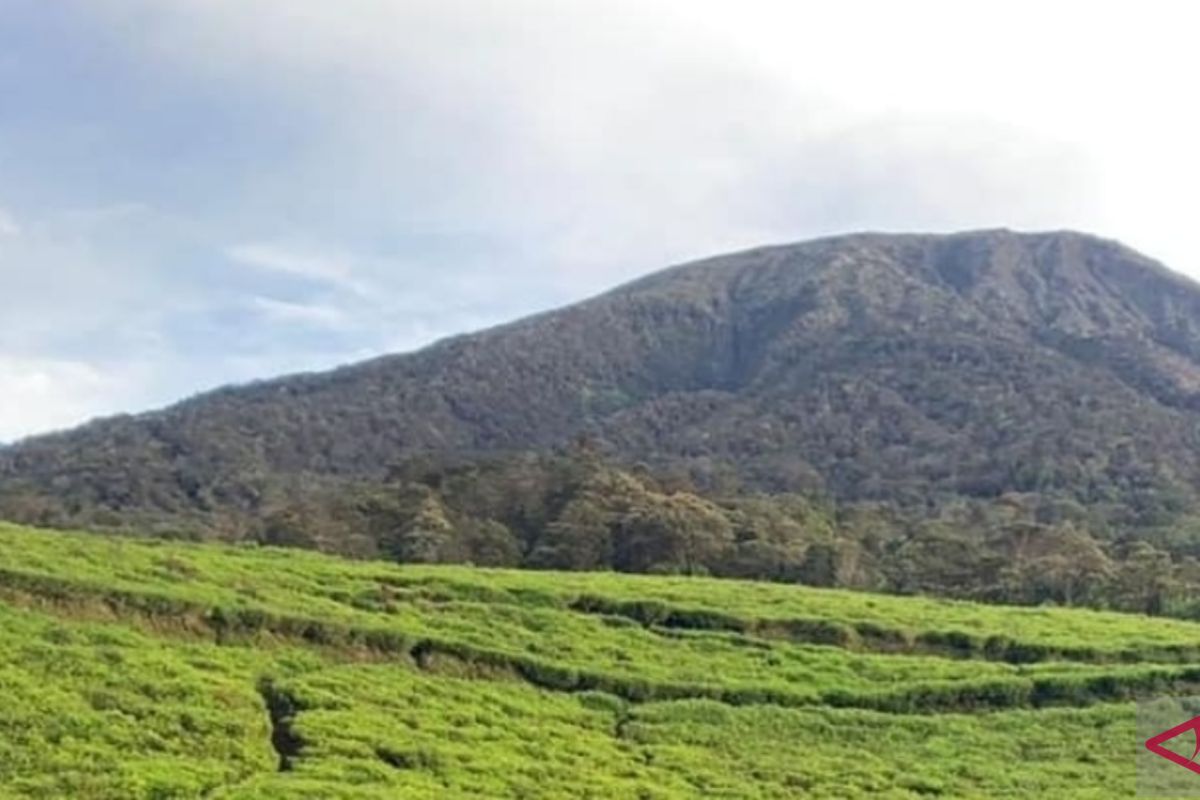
0;522;1187;797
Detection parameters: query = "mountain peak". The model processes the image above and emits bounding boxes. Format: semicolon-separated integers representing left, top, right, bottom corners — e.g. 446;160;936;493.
4;229;1200;541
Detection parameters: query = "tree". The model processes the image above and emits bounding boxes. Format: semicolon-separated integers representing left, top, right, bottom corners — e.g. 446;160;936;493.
614;491;733;574
394;494;456;564
889;521;990;598
256;506;319;550
530;495;613;570
796;542;839;587
724;498;812;581
1022;523;1113;606
459;517;521;566
1113;542;1176;614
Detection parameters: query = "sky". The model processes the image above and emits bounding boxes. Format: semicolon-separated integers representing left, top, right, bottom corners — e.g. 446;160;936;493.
1;0;1199;442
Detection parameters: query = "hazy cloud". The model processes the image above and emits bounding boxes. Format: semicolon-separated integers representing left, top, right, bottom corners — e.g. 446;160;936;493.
1;0;1198;439
0;356;128;443
0;210;19;238
248;296;350;330
227;243;369;294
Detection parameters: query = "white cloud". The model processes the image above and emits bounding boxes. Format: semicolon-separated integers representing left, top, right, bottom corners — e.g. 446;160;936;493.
94;0;1195;272
3;0;1199;443
226;242;345;281
249;296;349;329
0;357;129;443
226;242;371;295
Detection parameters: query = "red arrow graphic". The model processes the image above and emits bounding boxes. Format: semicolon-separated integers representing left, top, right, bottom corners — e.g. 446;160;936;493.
1146;715;1200;776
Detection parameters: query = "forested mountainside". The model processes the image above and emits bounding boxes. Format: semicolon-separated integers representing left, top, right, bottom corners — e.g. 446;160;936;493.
7;229;1200;613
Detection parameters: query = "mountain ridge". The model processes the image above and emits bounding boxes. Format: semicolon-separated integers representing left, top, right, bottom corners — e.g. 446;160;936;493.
5;227;1183;436
5;228;1200;543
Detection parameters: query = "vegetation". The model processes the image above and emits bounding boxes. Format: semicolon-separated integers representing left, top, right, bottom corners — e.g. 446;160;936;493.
9;443;1200;623
10;231;1200;618
0;521;1191;796
0;601;318;797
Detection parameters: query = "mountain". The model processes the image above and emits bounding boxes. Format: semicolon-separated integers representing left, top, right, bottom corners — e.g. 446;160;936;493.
5;229;1200;542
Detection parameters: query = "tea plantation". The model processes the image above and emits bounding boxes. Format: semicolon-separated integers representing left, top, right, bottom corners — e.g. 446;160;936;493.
0;522;1189;797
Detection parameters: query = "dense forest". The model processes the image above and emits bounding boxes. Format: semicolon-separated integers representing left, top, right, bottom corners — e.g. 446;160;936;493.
9;442;1200;621
273;447;1200;620
7;230;1200;617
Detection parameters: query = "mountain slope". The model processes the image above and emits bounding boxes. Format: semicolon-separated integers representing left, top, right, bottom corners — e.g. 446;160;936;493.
5;229;1200;531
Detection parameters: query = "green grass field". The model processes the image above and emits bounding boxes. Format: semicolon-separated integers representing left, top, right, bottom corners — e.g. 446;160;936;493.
0;522;1185;797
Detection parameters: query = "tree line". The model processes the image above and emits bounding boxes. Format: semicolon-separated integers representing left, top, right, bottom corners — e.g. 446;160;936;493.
230;445;1200;621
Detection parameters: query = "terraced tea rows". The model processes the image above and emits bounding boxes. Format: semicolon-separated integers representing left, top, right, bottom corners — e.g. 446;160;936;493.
0;523;1188;797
